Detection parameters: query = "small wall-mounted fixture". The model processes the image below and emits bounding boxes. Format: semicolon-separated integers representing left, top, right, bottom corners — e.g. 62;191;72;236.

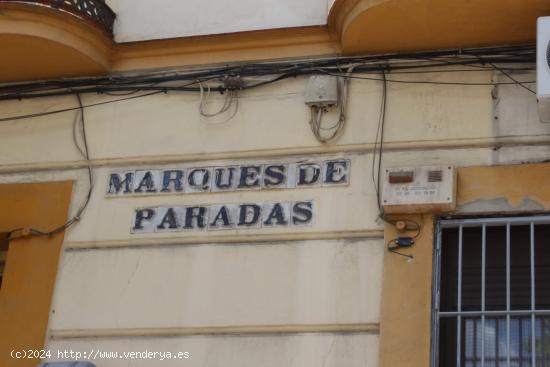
304;75;339;108
382;165;457;214
304;74;349;144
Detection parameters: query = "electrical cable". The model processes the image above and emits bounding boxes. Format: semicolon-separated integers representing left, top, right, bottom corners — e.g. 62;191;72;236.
0;90;165;123
320;71;536;86
372;71;387;216
488;62;536;94
361;67;535;74
197;81;239;121
8;94;94;240
0;66;535;102
0;44;536;104
102;82;158;96
369;70;422;260
0;76;291;122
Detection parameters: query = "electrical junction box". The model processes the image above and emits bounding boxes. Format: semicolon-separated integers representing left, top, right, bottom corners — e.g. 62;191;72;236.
382;165;457;214
538;16;550;123
304;75;339;108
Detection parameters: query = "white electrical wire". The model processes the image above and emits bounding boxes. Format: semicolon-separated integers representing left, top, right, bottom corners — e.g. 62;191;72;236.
197;81;239;123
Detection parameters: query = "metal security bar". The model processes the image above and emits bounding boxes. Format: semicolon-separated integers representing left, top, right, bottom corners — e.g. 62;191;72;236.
433;216;550;367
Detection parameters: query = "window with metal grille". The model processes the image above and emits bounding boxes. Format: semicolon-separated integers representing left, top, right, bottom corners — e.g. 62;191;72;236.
433;217;550;367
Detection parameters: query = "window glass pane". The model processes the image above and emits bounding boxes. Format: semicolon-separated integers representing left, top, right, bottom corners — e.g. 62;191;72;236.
510;316;533;367
535;225;550;310
462;317;511;367
463;227;482;311
485;227;507;311
484;317;509;367
463;317;481;367
535;316;550;366
510;225;532;311
441;228;459;312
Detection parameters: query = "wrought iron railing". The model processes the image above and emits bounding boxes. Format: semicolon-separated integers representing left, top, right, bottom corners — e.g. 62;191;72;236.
0;0;116;36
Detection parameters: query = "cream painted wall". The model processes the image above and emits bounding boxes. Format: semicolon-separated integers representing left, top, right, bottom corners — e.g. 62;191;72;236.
0;72;496;166
50;238;382;330
107;0;332;43
0;68;544;366
48;334;379;367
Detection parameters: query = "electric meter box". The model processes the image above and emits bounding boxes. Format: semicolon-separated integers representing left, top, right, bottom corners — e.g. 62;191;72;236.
382;165;457;214
304;75;339;108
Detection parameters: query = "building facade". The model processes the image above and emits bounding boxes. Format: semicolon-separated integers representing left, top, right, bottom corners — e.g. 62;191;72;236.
0;1;549;366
